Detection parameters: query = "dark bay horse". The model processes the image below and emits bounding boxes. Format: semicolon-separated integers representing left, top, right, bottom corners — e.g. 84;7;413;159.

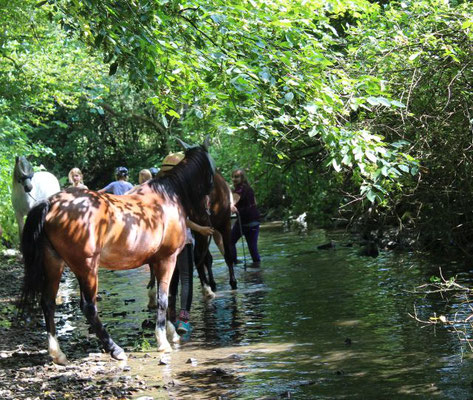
20;145;215;365
193;171;237;295
147;171;237;308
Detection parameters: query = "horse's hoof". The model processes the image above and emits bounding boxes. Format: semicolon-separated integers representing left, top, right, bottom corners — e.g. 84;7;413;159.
230;282;237;290
157;343;172;353
111;348;127;361
147;303;157;310
202;286;216;300
52;353;68;365
166;321;180;343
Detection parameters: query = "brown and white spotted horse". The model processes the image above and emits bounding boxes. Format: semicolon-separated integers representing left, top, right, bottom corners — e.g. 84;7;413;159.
20;144;215;364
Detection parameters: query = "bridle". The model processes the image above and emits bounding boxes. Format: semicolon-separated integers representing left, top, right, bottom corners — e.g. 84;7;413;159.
17;172;37;201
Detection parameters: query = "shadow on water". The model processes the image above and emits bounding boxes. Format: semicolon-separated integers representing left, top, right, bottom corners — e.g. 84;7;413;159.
45;225;473;399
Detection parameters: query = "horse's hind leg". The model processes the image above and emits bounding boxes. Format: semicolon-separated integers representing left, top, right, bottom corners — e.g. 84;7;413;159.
76;266;127;361
146;266;157;310
41;246;67;364
151;255;177;353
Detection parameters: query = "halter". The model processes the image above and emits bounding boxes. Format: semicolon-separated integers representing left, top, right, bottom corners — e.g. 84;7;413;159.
18;173;34;184
17;172;35;198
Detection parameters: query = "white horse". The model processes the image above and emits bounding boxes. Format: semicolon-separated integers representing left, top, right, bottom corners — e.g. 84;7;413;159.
11;156;60;240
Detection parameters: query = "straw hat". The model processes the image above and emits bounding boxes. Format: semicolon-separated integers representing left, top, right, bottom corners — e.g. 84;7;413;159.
161;152;185;172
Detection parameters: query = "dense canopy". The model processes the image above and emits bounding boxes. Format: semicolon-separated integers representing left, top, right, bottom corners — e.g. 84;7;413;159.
2;0;473;254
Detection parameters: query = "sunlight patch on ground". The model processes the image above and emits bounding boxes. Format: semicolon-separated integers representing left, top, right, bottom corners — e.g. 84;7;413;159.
126;342;295;399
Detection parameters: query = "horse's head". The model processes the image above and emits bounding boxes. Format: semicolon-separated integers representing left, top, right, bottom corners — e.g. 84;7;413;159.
151;139;216;219
14;156;34;193
177;137;216;176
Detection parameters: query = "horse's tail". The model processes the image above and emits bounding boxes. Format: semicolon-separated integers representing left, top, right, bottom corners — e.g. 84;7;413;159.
20;200;50;311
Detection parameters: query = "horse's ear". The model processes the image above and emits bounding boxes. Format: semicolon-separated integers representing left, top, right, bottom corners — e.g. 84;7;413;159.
203;135;211;151
177;138;191;150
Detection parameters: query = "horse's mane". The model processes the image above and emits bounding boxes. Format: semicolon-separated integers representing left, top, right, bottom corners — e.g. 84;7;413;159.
148;146;214;217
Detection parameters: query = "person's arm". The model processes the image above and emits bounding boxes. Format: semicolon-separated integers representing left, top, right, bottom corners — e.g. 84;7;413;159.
231;192;240;213
186;219;214;236
98;182;112;194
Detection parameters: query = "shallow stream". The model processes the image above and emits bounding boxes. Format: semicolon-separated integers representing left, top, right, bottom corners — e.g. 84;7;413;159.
55;224;473;399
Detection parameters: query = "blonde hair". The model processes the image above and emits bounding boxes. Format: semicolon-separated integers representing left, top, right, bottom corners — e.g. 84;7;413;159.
139;169;152;184
68;167;84;185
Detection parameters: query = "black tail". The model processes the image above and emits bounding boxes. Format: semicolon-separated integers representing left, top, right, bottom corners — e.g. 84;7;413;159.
19;200;50;311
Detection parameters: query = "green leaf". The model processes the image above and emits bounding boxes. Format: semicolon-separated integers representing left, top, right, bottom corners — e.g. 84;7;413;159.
366;189;376;203
166;109;180;119
332;158;341;172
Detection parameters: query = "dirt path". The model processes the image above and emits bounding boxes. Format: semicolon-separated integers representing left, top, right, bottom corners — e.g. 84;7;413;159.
0;253;169;400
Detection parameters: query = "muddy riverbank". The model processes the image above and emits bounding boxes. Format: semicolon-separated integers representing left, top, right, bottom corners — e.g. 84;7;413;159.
0;253;167;400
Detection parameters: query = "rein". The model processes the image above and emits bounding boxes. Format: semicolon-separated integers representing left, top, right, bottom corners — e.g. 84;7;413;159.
27;192;38;202
236;211;248;268
17;171;37;201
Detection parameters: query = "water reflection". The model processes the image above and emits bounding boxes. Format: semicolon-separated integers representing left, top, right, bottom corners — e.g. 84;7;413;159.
52;226;473;399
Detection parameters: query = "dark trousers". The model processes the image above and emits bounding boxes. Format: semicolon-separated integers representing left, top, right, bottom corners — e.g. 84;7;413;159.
169;243;194;312
231;221;261;263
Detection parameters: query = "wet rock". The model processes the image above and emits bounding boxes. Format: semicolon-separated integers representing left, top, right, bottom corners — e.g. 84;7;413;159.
112;311;127;317
159;359;168;365
317;241;335;250
359;241;379;257
344;338;352;345
141;319;155;330
212;368;229;376
186;358;197;365
299;380;316;386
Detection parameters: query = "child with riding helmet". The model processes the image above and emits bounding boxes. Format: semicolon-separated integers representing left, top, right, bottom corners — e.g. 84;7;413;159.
98;166;133;195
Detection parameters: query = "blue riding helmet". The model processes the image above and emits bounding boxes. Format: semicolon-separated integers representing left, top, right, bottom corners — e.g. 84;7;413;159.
149;167;159;177
115;166;128;178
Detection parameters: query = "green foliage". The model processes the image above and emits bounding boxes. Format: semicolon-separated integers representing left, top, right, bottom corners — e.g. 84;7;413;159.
0;1;172;246
46;0;417;206
132;335;152;352
341;0;473;249
8;0;473;252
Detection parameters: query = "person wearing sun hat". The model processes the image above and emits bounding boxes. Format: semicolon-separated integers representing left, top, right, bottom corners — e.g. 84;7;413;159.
159;152;214;335
160;152;185;172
